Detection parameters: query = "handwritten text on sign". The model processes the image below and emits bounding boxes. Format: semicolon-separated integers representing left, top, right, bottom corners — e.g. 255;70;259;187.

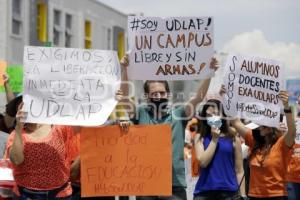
81;125;172;197
128;16;214;80
223;54;283;127
23;46;120;126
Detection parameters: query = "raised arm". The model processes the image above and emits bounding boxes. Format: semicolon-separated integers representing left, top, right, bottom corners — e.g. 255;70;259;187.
219;84;250;138
279;90;296;147
3;74;15;103
194;127;219;168
9;103;25;165
120;54;129;99
231;119;251;139
185;58;219;117
119;54;136;119
3;114;15;131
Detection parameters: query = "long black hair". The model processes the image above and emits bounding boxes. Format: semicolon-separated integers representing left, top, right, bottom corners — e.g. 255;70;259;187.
250;127;279;166
197;99;234;139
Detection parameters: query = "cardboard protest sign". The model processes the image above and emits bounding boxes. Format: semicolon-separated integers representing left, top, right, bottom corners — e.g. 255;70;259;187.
0;61;7;86
223;54;283;127
81;125;172;197
127;16;214;80
23;46;121;126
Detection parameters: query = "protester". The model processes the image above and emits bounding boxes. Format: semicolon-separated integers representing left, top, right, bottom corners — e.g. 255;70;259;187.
184;118;200;200
119;54;219;200
5;102;80;200
0;74;18;133
229;89;296;200
1;73;20;161
286;117;300;200
193;98;246;200
185;118;200;178
69;131;80;200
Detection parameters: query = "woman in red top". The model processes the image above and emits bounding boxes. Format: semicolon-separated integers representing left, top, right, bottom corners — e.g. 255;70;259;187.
6;103;79;200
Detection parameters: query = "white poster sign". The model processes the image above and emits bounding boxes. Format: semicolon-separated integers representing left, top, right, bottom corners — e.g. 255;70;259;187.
23;46;120;126
223;53;283;127
128;16;214;80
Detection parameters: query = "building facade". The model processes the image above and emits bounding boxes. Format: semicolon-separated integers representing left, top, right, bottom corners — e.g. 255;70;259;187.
0;0;128;111
0;0;205;113
0;0;127;64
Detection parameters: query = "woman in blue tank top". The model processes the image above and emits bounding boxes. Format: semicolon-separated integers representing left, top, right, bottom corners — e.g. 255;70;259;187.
193;99;246;200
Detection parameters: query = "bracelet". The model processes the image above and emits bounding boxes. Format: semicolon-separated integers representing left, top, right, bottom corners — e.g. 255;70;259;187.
284;106;292;113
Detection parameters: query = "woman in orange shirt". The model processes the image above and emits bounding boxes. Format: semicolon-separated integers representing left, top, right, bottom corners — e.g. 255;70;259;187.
286;118;300;200
6;103;79;200
230;90;296;200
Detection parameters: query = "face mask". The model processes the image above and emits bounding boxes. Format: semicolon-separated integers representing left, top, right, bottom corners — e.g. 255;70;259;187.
149;98;168;111
207;116;222;129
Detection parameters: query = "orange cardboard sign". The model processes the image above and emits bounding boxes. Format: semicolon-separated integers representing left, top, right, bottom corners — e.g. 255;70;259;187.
0;61;7;86
80;125;172;197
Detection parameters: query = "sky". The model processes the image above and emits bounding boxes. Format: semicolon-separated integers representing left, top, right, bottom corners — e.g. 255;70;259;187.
98;0;300;78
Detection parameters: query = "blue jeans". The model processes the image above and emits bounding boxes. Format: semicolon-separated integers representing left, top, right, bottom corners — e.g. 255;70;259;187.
13;193;71;200
194;190;239;200
287;182;300;200
13;183;71;200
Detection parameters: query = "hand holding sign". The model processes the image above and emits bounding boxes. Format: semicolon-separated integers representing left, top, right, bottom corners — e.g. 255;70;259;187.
2;74;9;85
209;57;219;72
0;61;7;86
15;102;26;133
278;90;289;108
120;54;129;69
219;84;226;96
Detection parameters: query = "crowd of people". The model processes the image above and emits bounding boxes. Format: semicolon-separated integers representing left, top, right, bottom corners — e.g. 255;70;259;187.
0;53;299;200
